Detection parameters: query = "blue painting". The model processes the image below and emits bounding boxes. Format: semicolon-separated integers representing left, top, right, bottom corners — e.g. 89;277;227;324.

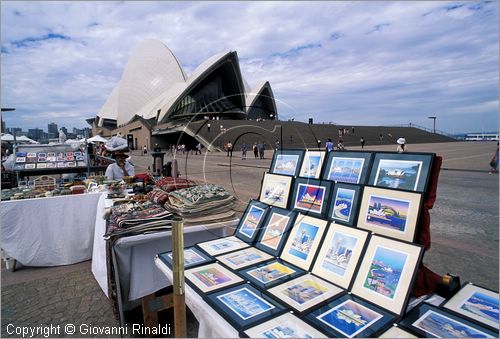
218;287;275;320
274;155;300;175
321;232;359;277
413;310;493;338
294;184;325;212
302;155;322;178
366;195;410;233
328;158;364;184
289;222;320;260
460;292;499;323
239;205;265;238
332;188;355;222
374;159;422;191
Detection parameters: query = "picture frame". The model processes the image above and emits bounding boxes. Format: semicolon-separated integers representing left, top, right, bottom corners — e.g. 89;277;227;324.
356;186;422;242
269;149;305;177
312;223;370;290
398;303;497;338
442;282;499;330
235;200;270;243
216;247;273;270
305;293;395;338
351;235;424;317
255;207;297;257
322;151;373;185
290;178;332;218
242;312;328;338
259;173;294;209
207;284;287;330
367;152;434;193
267;273;344;313
328;183;362;226
157;246;214;270
239;259;306;289
279;214;329;271
185;262;244;294
299;150;327;179
197;236;250;256
378;324;418;338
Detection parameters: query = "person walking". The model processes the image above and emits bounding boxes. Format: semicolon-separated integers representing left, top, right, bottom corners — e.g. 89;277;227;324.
274;139;280;151
317;139;321;149
207;122;211;133
195;143;202;155
142;145;147;155
241;142;248;160
337;139;345;151
396;137;407;153
360;137;365;149
253;142;259;159
325;138;334;152
226;141;233;157
489;142;499;174
258;142;265;159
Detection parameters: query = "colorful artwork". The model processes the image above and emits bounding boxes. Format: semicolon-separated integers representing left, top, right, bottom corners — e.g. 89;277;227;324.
210;240;238;251
25;163;36;169
294;184;325;213
36;163;47;169
374;159;422;191
261;322;315;338
365;195;410;233
263;181;289;205
239;205;265;238
192;267;232;287
281;279;328;305
46;156;57;162
218;287;275;320
37;153;47;158
288;222;319;261
26;152;37;158
274;154;300;175
328;158;364;184
46;163;56;168
321;232;359;277
332;188;355;222
301;154;322;178
459;292;499;324
248;262;296;284
412;310;493;338
225;251;263;266
363;246;407;299
317;299;383;337
261;213;290;250
168;249;206;266
15;157;26;163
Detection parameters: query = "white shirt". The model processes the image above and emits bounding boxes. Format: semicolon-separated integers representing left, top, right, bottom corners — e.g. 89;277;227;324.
105;162;135;180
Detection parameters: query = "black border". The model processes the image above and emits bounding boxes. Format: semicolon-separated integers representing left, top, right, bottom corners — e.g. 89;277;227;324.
255;207;298;257
258;172;294;209
157;246;214;270
289;177;333;218
327;183;363;226
298;150;328;179
239;259;307;290
269;149;306;177
195;235;250;257
215;247;275;271
184;262;246;296
235;200;271;243
321;151;374;185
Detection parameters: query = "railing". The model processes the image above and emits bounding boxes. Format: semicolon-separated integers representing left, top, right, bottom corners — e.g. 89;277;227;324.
388;123;458;139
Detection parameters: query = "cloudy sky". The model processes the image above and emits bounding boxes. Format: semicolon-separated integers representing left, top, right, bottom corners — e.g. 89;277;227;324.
1;1;498;134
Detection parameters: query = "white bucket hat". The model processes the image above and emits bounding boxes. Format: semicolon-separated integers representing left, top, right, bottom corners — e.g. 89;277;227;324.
397;137;406;145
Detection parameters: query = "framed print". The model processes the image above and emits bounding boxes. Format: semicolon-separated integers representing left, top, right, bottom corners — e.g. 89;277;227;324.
299;150;326;179
269;149;305;177
368;152;434;193
268;273;344;313
280;214;328;271
357;186;422;242
259;173;293;208
255;208;297;257
235;200;269;243
351;235;424;316
36;163;48;169
312;223;370;290
197;236;250;256
305;294;394;338
207;284;286;330
443;283;499;330
184;262;244;294
399;303;497;338
16;157;26;163
328;183;362;226
290;178;332;217
216;247;273;270
243;312;327;338
378;325;417;338
158;246;214;270
25;163;36;169
239;259;305;289
322;151;373;184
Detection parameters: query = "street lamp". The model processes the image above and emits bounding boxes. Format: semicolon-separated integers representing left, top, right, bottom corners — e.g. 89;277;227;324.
428;116;436;133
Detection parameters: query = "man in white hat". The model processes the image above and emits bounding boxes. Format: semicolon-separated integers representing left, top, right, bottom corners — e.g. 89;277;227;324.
396;137;407;153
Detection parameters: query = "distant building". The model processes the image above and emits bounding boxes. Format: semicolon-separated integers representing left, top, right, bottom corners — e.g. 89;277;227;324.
28;128;44;141
60;127;68;135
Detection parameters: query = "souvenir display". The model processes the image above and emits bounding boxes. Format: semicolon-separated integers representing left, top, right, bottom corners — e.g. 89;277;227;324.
239;259;306;289
312;223;369;289
158;246;214;270
255;207;296;257
197;236;250;256
322;151;373;184
185;263;244;294
269;149;305;177
367;152;434;193
357;186;422;242
243;312;328;338
259;173;293;208
328;183;362;226
378;324;418;338
216;247;273;270
154;176;197;192
12;144;88;172
299;150;326;179
351;235;423;316
234;200;269;243
290;178;332;218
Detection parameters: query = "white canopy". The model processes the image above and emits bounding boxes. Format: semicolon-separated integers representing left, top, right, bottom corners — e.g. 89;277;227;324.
1;133;15;141
16;136;39;144
87;135;108;143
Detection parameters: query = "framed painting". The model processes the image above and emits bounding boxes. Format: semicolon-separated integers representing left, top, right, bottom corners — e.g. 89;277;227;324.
322;151;373;185
305;294;395;338
259;173;293;209
399;303;497;338
255;207;297;257
197;236;250;256
235;200;270;243
311;223;370;290
328;183;362;226
378;325;417;338
442;283;499;330
299;150;326;179
184;262;244;294
279;214;329;271
269;149;305;177
216;247;273;270
356;186;422;242
207;284;286;330
158;246;214;270
351;235;424;317
243;312;328;338
367;152;434;193
267;273;344;313
239;259;306;289
290;178;332;218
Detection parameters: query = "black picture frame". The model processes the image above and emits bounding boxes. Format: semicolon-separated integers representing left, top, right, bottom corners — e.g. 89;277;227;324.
197;235;251;256
239;259;306;289
327;183;363;226
255;207;297;257
290;178;332;218
157;246;214;270
184;262;245;295
206;283;287;331
322;151;374;185
367;152;435;193
259;172;294;209
298;150;327;179
304;293;395;338
235;200;270;243
269;149;305;177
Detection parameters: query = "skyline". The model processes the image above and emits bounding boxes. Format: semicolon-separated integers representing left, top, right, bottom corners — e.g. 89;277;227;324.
1;1;498;134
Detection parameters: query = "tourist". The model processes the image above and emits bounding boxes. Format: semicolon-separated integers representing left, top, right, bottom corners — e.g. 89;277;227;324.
195;143;202;155
241;142;248;160
317;139;321;149
396;137;407;153
275;139;280;151
379;133;384;144
207;122;211;133
337;139;345;151
360;137;365;149
489;142;499;174
143;145;147;155
253;142;258;159
105;150;135;180
325;138;334;152
258;142;265;159
226;141;233;157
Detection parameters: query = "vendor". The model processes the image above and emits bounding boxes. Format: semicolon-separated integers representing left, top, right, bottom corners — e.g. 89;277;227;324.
105;150;135;180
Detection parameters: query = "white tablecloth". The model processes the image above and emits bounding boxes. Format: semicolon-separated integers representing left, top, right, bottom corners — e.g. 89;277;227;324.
0;192;103;266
